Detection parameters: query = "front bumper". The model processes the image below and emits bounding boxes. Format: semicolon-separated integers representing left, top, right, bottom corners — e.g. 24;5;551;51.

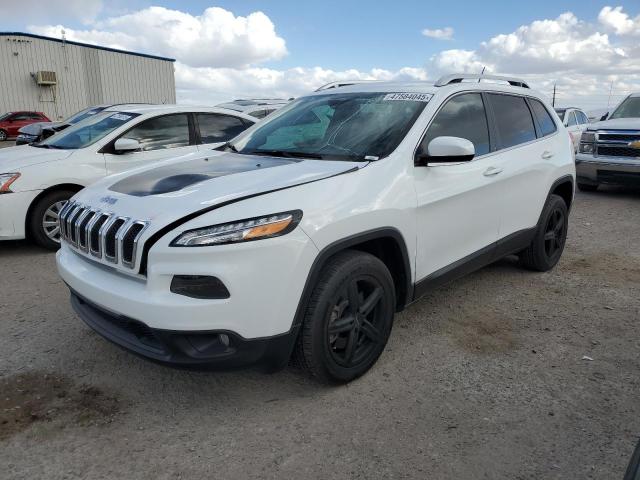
0;190;41;240
70;290;299;370
575;154;640;187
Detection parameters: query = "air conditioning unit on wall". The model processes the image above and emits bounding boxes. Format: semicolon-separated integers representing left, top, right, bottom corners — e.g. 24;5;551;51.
36;71;57;85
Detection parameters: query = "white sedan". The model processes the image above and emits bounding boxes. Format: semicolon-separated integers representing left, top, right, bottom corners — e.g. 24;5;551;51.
0;104;257;249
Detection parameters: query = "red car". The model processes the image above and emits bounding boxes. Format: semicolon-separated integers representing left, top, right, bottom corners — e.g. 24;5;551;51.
0;111;50;141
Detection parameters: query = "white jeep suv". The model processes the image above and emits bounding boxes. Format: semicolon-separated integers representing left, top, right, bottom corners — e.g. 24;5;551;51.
0;104;256;249
56;74;575;383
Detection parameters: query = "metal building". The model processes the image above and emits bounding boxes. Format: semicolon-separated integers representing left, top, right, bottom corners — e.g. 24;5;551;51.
0;32;176;120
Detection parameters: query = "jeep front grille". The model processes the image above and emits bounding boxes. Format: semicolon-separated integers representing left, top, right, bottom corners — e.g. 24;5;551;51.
59;201;149;269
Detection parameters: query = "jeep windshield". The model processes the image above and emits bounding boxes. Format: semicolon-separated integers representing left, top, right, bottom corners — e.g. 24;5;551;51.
33;111;140;150
229;92;430;161
609;96;640;120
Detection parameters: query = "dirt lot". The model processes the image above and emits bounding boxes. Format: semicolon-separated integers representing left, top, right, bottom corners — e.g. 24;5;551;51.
0;140;15;148
1;188;639;479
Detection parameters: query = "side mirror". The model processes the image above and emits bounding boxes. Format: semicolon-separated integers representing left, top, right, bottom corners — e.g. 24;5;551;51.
600;112;609;121
416;136;475;165
113;138;141;153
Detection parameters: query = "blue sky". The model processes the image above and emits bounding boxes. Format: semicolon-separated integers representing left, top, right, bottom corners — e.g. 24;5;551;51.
4;1;640;109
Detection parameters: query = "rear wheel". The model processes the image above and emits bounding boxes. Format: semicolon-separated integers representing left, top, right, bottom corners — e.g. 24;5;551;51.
28;190;74;250
519;194;568;272
577;182;598;192
293;250;395;383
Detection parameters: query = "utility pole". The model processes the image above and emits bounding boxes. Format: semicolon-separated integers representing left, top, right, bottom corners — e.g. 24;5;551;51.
552;83;556;107
607;81;614;108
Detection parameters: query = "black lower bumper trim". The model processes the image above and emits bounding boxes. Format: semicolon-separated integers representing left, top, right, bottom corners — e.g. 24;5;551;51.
69;290;299;371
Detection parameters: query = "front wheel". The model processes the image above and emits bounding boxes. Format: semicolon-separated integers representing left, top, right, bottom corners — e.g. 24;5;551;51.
519;194;568;272
28;190;75;250
293;250;396;383
0;130;7;142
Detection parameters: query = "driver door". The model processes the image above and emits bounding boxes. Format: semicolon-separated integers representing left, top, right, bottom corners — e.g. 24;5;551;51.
104;113;198;175
413;92;502;282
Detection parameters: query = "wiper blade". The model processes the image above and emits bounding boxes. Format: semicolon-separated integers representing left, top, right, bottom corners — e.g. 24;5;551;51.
217;142;239;153
245;149;325;160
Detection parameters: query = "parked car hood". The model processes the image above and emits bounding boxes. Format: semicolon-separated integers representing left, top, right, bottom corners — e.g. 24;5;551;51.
74;150;362;232
589;118;640;130
18;121;60;136
0;145;74;170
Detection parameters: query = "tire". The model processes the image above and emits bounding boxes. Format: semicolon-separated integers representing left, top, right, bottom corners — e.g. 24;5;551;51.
293;250;396;383
519;194;568;272
28;190;74;250
577;182;598;192
0;130;7;142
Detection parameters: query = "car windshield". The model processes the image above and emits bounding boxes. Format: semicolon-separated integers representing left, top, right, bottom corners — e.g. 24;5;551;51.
33;111;139;150
230;92;430;161
609;97;640;120
65;106;107;125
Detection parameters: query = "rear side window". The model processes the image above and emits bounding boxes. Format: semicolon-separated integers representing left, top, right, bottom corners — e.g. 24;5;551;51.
122;114;190;151
529;99;557;137
420;93;490;156
196;113;249;143
577;111;589;124
487;94;536;149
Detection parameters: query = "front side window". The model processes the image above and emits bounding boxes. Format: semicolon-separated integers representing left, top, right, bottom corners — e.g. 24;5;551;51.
578;111;589;124
36;111;140;150
530;99;557;137
419;93;490;156
121;114;190;151
231;92;429;161
488;94;536;149
610;96;640;120
196;113;249;143
567;112;578;127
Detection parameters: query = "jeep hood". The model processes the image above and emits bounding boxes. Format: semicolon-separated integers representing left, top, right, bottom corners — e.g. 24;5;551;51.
0;145;74;170
589;118;640;130
74;151;362;231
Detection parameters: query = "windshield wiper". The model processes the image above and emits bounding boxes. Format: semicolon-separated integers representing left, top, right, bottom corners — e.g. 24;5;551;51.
217;142;239;153
243;149;326;160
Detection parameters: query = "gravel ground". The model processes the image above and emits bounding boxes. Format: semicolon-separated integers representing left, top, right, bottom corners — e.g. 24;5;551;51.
1;188;639;479
0;141;16;148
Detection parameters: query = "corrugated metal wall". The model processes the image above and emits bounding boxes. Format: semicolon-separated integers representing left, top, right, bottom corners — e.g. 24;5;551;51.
0;34;176;120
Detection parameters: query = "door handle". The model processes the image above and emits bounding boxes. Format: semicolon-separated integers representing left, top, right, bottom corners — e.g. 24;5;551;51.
541;151;554;160
483;166;503;177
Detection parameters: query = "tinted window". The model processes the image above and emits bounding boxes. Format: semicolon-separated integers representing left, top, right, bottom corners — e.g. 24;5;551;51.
566;111;578;126
530;99;557;137
488;94;536;149
196;113;249;143
122;114;190;151
13;113;32;120
610;97;640;120
420;93;490;156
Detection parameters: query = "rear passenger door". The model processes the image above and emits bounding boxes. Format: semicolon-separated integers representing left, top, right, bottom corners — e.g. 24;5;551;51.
195;113;254;150
105;113;197;175
413;92;502;280
485;93;559;240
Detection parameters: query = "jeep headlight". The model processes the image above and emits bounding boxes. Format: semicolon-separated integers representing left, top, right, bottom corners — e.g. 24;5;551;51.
579;132;596;154
0;173;20;194
171;210;303;247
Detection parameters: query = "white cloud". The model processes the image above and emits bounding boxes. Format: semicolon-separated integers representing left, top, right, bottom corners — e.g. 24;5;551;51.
598;6;640;36
4;0;103;24
29;6;287;68
175;63;429;105
422;27;454;40
24;5;640;111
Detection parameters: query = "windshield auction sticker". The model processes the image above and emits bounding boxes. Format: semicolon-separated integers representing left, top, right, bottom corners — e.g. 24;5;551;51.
383;93;432;102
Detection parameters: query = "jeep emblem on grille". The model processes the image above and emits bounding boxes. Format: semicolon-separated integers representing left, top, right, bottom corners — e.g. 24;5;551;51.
100;196;118;205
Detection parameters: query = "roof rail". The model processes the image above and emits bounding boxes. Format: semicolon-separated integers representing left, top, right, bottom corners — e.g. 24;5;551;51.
435;73;530;89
